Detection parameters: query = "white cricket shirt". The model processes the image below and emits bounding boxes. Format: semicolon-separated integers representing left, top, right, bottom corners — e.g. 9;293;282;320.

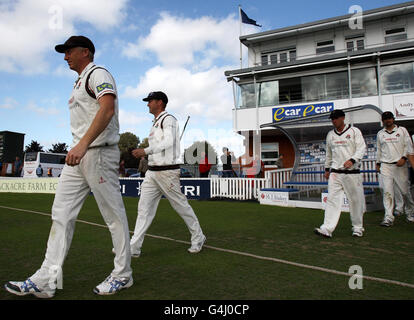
376;125;414;163
144;111;181;166
68;62;120;148
325;124;366;170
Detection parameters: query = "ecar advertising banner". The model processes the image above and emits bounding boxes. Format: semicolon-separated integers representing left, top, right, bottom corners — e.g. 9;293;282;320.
272;103;334;122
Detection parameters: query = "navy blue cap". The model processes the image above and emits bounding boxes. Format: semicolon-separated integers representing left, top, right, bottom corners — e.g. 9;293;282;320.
381;111;395;120
143;91;168;104
55;36;95;54
329;109;345;119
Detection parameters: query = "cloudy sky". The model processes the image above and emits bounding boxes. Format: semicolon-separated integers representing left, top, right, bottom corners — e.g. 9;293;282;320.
0;0;403;155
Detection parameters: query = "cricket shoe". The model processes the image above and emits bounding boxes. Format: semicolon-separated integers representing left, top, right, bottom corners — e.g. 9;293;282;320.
131;250;141;258
93;276;133;295
352;230;363;237
188;235;206;253
314;227;332;238
4;278;54;298
112;247;141;258
406;215;414;223
380;219;393;227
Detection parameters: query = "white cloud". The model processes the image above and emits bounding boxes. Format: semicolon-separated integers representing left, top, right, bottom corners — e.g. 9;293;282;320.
121;12;258;126
119;109;151;125
0;0;128;74
123;65;234;123
0;97;18;109
53;64;77;78
26;102;60;116
122;13;246;69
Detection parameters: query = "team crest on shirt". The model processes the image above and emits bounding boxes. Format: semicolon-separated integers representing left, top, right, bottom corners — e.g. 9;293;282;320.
396;133;400;137
96;83;113;93
346;134;351;139
155;123;159;128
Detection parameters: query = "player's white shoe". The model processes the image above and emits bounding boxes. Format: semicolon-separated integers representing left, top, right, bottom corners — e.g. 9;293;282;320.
352;230;363;237
314;227;332;238
188;235;206;253
131;250;141;258
352;227;364;237
112;247;141;258
4;278;54;298
406;214;414;223
380;219;393;227
93;276;133;295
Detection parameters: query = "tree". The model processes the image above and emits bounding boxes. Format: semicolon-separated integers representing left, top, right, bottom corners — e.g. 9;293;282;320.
25;140;44;153
119;132;140;154
48;142;68;154
119;132;140;168
138;137;149;149
183;140;218;165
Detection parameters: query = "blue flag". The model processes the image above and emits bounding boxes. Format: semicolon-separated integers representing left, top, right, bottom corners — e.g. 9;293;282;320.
240;9;262;27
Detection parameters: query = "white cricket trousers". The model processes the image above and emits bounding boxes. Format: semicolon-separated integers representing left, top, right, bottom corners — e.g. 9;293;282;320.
320;172;365;234
379;163;414;222
31;146;132;290
130;169;204;254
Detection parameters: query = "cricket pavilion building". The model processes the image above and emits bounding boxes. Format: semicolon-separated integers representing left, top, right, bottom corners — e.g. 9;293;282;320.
225;1;414;174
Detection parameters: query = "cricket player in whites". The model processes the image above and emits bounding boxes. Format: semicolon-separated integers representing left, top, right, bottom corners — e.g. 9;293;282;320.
315;109;366;238
4;36;132;298
128;91;206;257
376;111;414;226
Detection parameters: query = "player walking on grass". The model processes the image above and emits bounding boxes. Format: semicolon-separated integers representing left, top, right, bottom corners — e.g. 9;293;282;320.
4;36;132;298
128;91;206;258
315;109;366;238
376;111;414;227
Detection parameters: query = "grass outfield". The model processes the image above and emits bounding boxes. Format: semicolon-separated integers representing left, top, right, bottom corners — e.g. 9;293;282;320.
0;193;413;300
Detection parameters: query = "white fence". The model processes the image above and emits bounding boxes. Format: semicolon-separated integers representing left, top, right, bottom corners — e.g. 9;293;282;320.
264;168;293;189
210;160;378;201
210;177;268;200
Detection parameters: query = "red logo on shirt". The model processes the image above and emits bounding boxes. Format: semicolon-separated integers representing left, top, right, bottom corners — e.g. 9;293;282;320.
99;176;106;184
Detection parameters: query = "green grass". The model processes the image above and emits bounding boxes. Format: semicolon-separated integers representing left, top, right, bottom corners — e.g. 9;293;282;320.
0;193;413;300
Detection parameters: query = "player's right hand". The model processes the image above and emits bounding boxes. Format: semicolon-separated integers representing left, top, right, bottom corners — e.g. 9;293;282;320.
66;141;88;166
396;158;406;167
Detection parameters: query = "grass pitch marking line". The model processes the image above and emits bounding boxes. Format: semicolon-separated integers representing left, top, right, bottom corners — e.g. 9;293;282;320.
1;205;414;290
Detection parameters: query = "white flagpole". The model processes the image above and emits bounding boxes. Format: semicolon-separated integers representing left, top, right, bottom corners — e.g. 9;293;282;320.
239;5;242;69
